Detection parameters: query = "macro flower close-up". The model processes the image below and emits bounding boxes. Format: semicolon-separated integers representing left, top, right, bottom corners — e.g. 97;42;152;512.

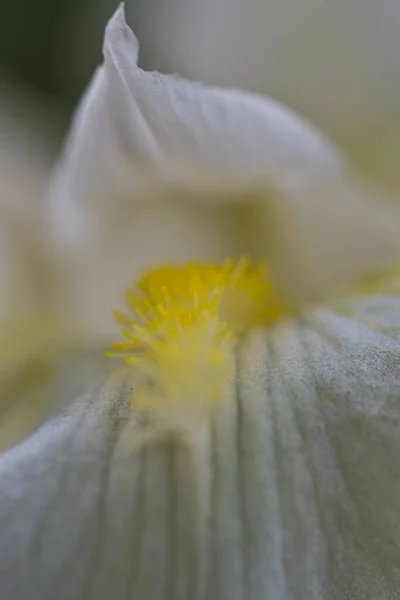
1;4;400;599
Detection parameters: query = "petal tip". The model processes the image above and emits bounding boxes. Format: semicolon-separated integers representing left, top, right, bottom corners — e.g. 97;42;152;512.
103;2;139;63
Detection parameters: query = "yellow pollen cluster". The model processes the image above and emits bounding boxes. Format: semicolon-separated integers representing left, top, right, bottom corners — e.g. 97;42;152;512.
108;257;286;413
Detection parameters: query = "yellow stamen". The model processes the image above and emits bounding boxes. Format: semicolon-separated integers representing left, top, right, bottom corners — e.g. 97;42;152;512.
108;257;287;414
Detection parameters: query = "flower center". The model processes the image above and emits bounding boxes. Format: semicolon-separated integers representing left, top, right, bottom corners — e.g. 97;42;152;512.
108;257;287;413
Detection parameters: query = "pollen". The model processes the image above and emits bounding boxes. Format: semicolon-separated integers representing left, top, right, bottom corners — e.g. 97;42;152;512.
108;257;286;414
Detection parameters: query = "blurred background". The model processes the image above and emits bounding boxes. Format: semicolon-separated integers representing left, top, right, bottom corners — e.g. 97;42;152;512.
2;0;400;185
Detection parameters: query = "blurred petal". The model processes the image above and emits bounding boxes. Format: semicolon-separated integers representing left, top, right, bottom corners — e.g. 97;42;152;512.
1;85;56;231
49;201;245;340
0;348;55;454
0;103;63;448
0;216;40;338
49;3;343;250
0;341;107;454
254;178;400;303
0;110;51;341
1;293;399;599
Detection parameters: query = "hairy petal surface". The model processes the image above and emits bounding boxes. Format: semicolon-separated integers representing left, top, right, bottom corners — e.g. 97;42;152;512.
0;293;399;599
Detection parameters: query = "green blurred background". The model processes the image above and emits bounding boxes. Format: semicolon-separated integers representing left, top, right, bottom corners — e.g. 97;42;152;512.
1;0;117;116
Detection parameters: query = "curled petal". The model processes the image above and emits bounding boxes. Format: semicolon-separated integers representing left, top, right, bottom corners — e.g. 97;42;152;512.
49;3;344;250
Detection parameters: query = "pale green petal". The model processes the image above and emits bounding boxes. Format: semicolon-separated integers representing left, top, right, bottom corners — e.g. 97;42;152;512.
0;353;56;454
0;297;399;599
0;343;112;454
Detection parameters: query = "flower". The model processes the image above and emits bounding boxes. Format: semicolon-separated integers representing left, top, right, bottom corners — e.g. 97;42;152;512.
1;5;400;600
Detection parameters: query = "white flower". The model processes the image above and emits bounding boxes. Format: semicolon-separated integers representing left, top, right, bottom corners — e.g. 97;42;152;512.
1;5;400;599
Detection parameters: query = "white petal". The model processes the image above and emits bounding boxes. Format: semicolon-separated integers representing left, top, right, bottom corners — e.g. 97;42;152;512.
0;105;67;449
0;216;37;330
0;204;54;375
256;179;400;303
0;295;399;599
49;3;344;250
0;102;58;364
0;125;46;337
